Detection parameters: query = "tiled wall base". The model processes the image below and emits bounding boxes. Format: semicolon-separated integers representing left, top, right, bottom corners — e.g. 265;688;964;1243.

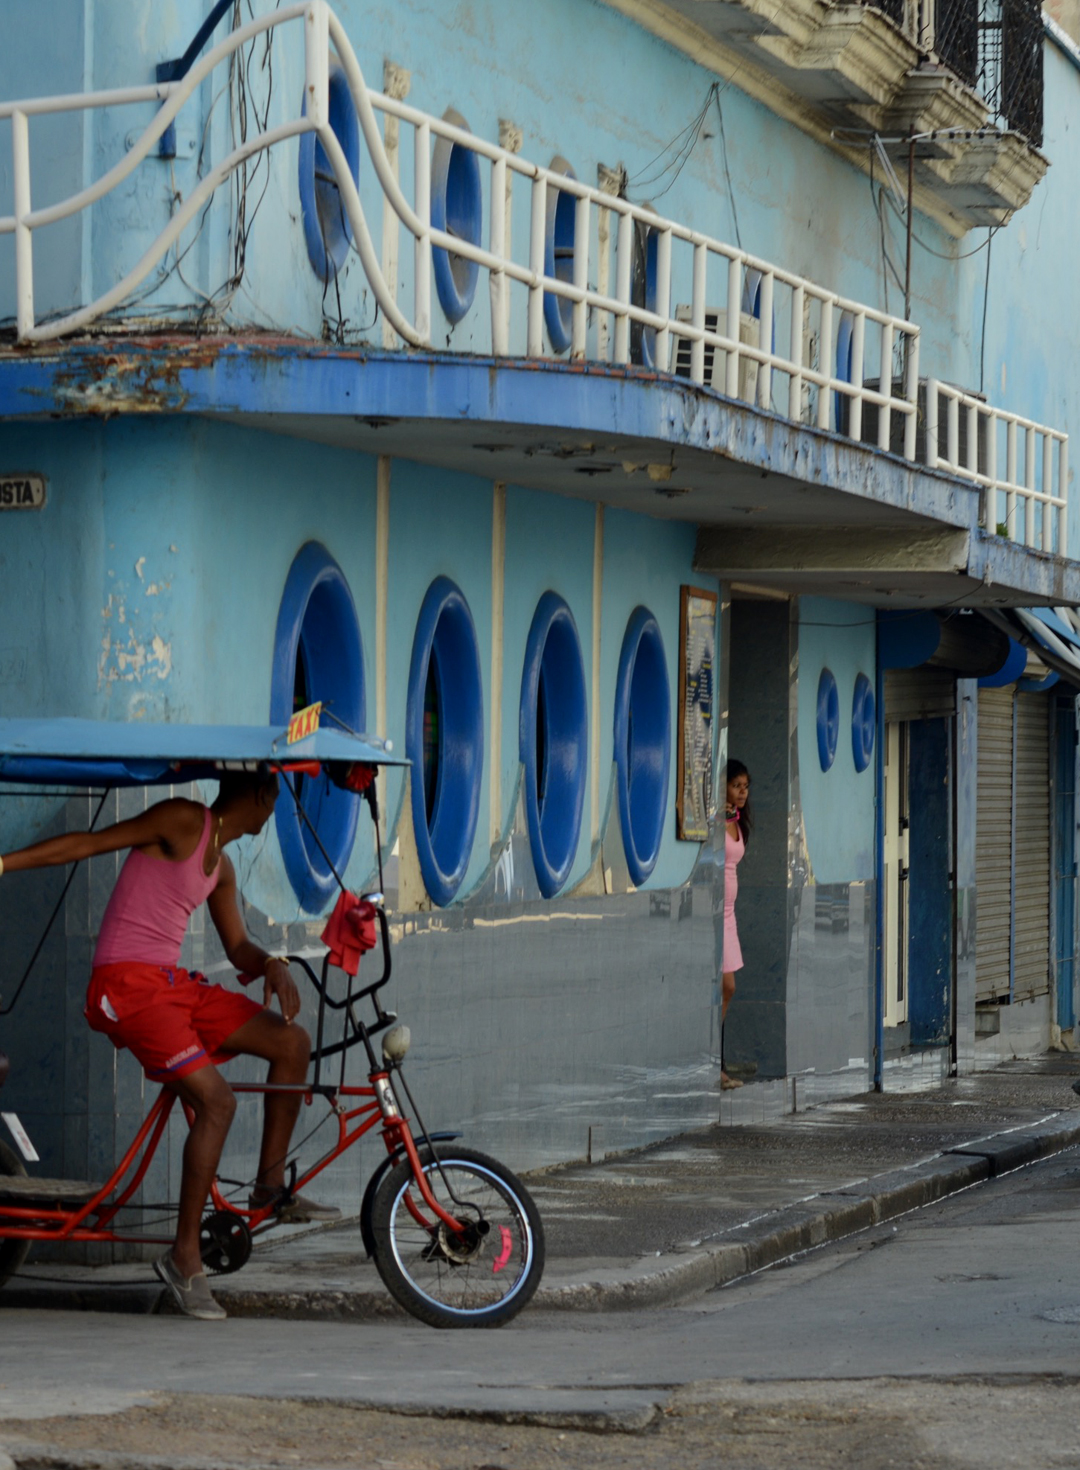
971;994;1052;1070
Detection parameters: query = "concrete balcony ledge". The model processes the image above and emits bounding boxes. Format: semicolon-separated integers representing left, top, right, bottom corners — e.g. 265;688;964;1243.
0;336;1071;610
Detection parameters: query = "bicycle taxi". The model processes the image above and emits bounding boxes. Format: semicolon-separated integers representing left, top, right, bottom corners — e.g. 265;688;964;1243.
0;713;544;1328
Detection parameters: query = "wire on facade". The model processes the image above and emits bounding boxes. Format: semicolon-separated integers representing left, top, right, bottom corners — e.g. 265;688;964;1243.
979;227;993;395
713;87;742;250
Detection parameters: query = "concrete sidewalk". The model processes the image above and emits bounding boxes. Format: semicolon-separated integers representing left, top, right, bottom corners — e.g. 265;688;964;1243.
4;1057;1080;1320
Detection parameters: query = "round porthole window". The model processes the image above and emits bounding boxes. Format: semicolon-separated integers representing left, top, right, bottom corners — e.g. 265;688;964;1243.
852;672;876;773
833;310;855;434
816;667;840;772
271;543;365;912
298;63;360;282
614;608;671;887
431;108;482;325
519;593;588;898
406;577;484;906
630;213;659;370
544;156;577;355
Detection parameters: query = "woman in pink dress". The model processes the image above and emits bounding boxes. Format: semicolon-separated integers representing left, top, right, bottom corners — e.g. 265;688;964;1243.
721;759;752;1090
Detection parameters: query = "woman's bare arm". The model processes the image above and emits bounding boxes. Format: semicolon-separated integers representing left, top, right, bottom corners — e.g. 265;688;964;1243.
207;856;300;1020
1;798;204;874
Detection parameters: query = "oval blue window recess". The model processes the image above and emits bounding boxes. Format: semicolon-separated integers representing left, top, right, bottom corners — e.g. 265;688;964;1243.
852;672;876;773
519;592;588;899
298;62;361;283
544;155;577;355
431;108;482;325
406;577;484;906
816;667;840;773
833;309;855;433
271;542;365;912
630;210;659;370
614;607;671;887
741;268;777;354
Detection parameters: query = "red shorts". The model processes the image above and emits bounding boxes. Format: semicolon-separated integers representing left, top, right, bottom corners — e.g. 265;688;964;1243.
85;963;264;1083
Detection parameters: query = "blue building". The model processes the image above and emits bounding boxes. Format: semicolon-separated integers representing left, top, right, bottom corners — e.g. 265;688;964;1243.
0;0;1077;1218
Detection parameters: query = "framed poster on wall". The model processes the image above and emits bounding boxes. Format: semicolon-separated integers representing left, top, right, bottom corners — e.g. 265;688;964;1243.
677;585;717;841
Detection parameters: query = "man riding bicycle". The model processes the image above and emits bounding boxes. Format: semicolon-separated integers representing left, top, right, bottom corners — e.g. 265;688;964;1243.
0;770;338;1319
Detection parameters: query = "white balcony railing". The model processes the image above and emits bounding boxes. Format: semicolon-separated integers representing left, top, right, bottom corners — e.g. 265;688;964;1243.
927;380;1068;553
0;0;1066;554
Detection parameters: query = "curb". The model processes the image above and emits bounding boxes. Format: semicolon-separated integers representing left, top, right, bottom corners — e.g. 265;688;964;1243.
529;1113;1080;1314
3;1116;1078;1322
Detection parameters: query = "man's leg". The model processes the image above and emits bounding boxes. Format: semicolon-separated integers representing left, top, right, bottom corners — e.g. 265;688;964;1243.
218;1011;311;1192
167;1064;237;1278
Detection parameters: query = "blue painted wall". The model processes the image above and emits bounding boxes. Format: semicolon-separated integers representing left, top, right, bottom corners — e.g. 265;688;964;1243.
797;598;876;885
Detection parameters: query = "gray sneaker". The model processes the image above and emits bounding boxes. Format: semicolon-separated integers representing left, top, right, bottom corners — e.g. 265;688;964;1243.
248;1185;341;1224
154;1250;227;1321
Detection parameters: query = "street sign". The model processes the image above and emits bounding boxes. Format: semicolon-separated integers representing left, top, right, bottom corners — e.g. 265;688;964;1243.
0;473;45;509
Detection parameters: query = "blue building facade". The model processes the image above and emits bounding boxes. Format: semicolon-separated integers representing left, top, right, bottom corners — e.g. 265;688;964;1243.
0;0;1078;1219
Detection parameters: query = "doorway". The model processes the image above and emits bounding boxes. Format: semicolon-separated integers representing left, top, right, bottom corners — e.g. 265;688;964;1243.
883;722;909;1029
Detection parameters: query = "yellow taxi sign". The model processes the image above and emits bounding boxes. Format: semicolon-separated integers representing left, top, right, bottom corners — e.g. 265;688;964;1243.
286;701;323;744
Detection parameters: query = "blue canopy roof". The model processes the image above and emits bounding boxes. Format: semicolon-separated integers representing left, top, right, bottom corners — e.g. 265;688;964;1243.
0;717;407;788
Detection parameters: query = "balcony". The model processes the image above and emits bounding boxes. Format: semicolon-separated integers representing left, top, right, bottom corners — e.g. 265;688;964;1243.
0;0;1067;587
601;0;1047;229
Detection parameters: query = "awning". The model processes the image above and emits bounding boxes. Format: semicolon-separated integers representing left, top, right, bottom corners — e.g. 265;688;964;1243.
0;717;406;788
980;607;1080;690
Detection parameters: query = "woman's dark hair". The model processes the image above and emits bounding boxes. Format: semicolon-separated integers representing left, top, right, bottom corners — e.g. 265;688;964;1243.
216;768;279;806
725;758;753;847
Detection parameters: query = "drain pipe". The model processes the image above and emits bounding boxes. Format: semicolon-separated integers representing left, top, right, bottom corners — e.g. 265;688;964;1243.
873;646;886;1091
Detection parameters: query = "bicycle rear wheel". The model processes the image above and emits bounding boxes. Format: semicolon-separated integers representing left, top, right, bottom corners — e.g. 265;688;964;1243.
370;1145;544;1328
0;1141;32;1288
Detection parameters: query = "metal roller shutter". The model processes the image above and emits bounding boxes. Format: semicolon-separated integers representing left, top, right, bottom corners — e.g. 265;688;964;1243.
976;687;1014;1003
885;668;956;724
1013;693;1050;1001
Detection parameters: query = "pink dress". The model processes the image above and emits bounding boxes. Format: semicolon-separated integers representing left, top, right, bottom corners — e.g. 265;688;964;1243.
724;822;744;973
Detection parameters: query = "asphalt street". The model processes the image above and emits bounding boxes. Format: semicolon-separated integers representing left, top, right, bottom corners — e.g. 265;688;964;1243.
5;1143;1080;1467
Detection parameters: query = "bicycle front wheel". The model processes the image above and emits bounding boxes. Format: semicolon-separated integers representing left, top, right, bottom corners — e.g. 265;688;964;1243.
370;1145;544;1328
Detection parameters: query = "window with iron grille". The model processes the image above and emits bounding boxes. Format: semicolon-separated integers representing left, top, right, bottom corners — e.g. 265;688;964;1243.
855;0;1043;146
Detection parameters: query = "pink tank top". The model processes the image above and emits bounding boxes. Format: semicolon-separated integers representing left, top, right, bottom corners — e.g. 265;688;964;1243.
93;807;221;968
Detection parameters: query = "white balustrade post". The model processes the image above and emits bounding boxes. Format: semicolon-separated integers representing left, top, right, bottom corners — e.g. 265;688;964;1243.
1006;419;1018;538
903;329;919;462
689;243;707;385
848;310;865;441
571;193;590;360
925;378;940;466
947;394;959;469
1043;433;1054;552
304;2;329;127
966;401;978;476
1025;426;1036;546
726;255;742;400
613;209;632;366
878;320;893;451
413;119;431;344
528;174;547;358
654;226;672;374
984;409;997;531
12;109;33;341
1059;437;1069;555
817;298;834;431
756;270;773;409
788;283;804;421
489;154;508;356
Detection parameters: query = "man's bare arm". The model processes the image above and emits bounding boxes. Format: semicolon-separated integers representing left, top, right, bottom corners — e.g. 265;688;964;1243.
1;798;204;874
207;856;300;1021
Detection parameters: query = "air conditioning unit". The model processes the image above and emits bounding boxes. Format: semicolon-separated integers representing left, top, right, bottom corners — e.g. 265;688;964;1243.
672;306;760;404
856;379;989;472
